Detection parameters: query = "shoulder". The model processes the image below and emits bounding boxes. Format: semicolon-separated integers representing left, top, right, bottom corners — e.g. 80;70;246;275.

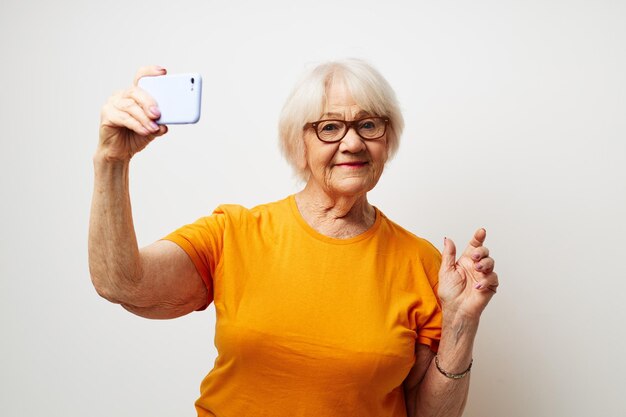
377;210;441;258
214;195;291;220
376;210;442;285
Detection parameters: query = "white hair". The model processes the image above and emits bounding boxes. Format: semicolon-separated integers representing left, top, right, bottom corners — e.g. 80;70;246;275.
278;59;405;181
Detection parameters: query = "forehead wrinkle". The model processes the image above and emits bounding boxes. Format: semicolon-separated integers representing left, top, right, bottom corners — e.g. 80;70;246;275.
322;111;343;119
321;109;371;120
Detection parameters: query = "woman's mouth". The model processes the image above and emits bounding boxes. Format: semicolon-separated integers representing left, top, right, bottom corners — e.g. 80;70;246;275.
335;161;369;168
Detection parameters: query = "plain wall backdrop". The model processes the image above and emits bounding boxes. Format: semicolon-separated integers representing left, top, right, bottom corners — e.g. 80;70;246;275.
1;0;625;416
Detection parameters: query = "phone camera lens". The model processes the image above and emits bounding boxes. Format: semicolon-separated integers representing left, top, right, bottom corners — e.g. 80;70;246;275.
191;77;195;84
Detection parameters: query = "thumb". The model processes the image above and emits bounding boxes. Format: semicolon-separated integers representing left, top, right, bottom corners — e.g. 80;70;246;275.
441;237;457;273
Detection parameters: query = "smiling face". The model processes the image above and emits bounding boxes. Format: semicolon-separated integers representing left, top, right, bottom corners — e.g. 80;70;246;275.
303;78;389;198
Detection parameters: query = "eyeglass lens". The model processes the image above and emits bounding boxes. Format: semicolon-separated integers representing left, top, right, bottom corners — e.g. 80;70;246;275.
316;117;386;142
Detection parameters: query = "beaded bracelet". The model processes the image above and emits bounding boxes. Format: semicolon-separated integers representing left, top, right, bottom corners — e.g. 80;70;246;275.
434;355;473;379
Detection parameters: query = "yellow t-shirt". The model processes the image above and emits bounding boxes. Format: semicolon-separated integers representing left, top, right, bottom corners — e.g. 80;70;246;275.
164;195;442;417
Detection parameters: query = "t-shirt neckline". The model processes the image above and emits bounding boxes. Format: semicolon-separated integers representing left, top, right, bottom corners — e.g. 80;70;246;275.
287;194;383;245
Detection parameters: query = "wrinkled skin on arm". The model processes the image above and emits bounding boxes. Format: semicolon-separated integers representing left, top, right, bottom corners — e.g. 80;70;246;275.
403;229;499;417
88;66;207;319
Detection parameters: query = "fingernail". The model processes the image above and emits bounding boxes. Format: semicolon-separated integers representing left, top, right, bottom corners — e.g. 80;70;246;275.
150;106;160;117
473;254;480;260
475;283;483;290
476;264;483;270
149;121;159;131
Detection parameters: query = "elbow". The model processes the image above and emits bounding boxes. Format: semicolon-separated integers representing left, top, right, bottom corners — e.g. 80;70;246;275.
89;266;141;305
92;281;116;304
90;272;123;304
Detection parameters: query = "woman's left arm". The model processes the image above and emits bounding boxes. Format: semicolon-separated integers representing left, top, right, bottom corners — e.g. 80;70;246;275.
404;228;499;417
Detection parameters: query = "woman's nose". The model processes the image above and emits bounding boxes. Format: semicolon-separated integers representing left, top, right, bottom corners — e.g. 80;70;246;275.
339;127;366;152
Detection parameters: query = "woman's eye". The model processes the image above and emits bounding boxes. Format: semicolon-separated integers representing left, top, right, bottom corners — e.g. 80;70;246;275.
360;120;376;130
321;123;340;131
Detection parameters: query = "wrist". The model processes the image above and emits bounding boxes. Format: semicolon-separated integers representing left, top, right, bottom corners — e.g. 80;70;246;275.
442;307;480;329
93;150;131;171
440;315;479;348
92;152;132;192
441;312;480;345
440;293;485;322
436;313;479;375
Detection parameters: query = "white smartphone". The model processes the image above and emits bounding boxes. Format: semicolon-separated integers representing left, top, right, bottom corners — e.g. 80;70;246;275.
138;73;202;124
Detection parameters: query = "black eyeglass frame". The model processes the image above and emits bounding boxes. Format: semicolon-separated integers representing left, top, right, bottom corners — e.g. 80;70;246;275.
304;116;390;143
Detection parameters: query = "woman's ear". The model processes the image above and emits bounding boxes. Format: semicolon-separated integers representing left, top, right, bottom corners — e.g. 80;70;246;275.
295;138;308;173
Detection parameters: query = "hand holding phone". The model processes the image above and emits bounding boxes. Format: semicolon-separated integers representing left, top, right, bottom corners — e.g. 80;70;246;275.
138;73;202;124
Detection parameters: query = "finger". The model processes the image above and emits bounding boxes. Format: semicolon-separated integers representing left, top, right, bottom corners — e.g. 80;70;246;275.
469;228;486;248
105;106;152;137
463;228;487;258
152;124;168;137
113;98;159;133
474;272;499;293
471;246;490;261
126;86;161;120
133;65;167;86
101;93;165;137
474;257;495;274
103;107;167;139
441;237;457;273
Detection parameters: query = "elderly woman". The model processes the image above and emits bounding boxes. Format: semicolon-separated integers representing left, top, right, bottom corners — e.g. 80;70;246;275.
89;60;498;417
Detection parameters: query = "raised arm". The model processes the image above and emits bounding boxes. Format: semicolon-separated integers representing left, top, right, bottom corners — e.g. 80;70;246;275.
404;228;499;417
88;66;207;319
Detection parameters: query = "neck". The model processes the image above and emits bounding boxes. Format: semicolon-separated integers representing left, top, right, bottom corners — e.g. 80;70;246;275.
295;182;376;239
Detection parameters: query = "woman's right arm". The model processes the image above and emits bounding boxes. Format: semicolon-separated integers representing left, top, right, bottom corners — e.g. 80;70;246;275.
88;66;207;319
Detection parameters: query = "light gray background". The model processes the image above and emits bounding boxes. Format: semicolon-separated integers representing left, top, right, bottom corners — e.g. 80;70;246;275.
1;1;625;416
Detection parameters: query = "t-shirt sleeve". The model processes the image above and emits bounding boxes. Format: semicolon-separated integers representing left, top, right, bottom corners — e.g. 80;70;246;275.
161;206;229;309
414;242;443;353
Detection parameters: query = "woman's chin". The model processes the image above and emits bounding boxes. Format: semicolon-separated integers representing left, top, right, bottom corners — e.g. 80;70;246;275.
327;176;377;197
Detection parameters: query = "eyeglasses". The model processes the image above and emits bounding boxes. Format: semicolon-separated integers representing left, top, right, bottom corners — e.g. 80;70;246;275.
305;116;389;143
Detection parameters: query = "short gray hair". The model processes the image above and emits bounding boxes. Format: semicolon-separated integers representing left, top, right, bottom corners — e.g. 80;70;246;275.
278;59;404;181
